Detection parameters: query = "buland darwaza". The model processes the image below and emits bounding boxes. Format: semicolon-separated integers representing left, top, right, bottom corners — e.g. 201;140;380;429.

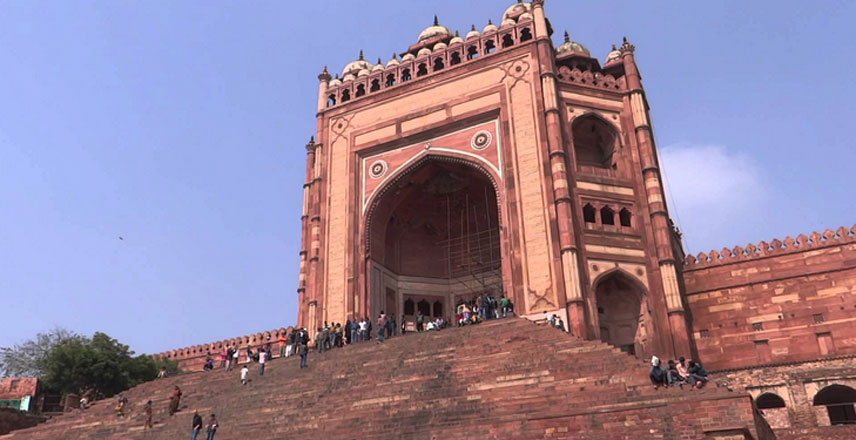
18;2;854;439
297;1;692;362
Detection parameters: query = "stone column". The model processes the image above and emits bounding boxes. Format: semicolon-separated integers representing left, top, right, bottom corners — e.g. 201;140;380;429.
532;0;586;336
297;138;317;328
621;40;691;357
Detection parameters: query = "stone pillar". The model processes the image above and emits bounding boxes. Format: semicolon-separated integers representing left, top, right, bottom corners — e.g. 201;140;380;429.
297;138;317;329
532;0;586;336
317;66;330;113
621;40;691;357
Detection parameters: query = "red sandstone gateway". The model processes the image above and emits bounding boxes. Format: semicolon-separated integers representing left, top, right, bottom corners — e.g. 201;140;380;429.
8;2;856;439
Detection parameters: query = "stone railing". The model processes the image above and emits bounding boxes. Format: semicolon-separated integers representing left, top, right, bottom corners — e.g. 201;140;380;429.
683;224;856;269
556;65;625;92
324;20;536;109
152;326;293;366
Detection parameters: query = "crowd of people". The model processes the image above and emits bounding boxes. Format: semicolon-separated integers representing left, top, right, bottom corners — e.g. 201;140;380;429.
455;294;514;326
649;355;709;390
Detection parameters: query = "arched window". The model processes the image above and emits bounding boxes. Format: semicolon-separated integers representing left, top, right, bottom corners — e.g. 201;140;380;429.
401;69;411;82
501;34;514;48
583;204;596;223
572;115;618;170
433;57;444;71
756;393;786;409
403;298;415;315
417;299;431;316
619;208;632;227
600;206;615;226
385;74;396;88
341;89;350;102
594;271;645;355
417;63;428;77
370;79;380;92
355;84;366;97
327;94;336;107
432;300;443;317
484;40;496;55
520;28;533;42
814;385;856;425
466;46;479;60
450;52;462;66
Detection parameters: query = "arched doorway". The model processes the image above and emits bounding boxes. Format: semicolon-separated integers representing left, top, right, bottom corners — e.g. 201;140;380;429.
593;271;647;355
814;384;856;425
366;157;503;327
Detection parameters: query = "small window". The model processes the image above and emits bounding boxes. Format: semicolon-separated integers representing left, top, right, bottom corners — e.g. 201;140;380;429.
600;206;615;226
466;46;479;60
597;307;604;314
756;393;786;409
813;313;824;324
326;94;336;107
370;79;380;92
752;322;763;331
520;28;533;42
817;332;835;356
583;204;596;223
450;52;461;66
417;299;430;316
355;84;365;97
341;89;351;102
699;329;710;339
619;208;632;227
433;58;444;71
385;74;395;87
401;69;411;82
432;300;443;317
403;298;415;315
417;63;428;77
501;34;514;48
484;40;496;55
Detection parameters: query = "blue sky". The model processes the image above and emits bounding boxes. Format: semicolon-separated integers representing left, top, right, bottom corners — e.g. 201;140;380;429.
1;1;854;355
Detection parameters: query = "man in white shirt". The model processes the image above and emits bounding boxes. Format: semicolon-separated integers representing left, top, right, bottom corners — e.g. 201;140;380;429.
240;365;249;385
258;349;267;376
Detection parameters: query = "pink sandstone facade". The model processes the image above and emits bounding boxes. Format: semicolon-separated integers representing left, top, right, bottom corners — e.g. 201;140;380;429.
155;1;856;435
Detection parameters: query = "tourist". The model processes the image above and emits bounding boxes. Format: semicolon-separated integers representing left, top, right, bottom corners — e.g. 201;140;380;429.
344;319;352;345
258;345;267;376
219;347;227;369
649;356;667;389
241;364;249;385
191;410;203;440
168;385;182;416
323;322;331;350
359;318;368;342
225;345;234;371
286;329;296;357
157;367;168;378
278;331;287;358
401;315;407;334
245;346;253;364
389;314;396;337
416;311;424;332
315;327;325;353
667;359;685;388
676;356;689;383
232;346;240;367
203;355;214;371
688;360;709;389
265;340;273;361
366;317;373;341
350;319;358;344
555;317;566;332
500;295;510;318
298;340;308;369
206;414;219;440
79;395;88;410
114;393;128;417
377;312;386;343
143;400;153;430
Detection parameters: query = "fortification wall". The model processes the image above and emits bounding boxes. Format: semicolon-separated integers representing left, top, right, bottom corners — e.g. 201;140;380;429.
682;225;856;371
152;327;293;372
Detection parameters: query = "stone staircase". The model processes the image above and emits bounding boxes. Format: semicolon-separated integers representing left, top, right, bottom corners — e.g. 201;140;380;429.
1;318;774;439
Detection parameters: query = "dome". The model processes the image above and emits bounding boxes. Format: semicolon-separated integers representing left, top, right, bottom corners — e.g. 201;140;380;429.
605;44;622;64
483;20;498;34
417;47;432;57
328;76;342;87
357;68;370;77
518;12;533;21
449;31;464;45
501;18;516;28
556;31;590;56
342;73;356;82
418;15;452;42
386;54;400;67
371;59;385;72
433;42;448;52
465;25;481;40
401;53;416;61
342;50;371;74
502;1;531;21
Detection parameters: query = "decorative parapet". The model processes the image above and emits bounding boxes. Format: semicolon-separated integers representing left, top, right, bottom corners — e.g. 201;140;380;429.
682;224;856;270
152;326;293;363
323;20;536;109
556;65;625;92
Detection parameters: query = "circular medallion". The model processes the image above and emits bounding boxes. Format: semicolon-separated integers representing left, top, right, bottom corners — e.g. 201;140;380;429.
369;160;388;179
470;130;493;151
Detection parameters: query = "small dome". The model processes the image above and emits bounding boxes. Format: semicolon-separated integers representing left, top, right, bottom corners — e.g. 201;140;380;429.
483;20;498;34
418;15;452;42
357;69;370;77
502;1;531;21
449;30;464;45
342;73;356;82
518;12;533;21
328;77;342;87
465;25;481;40
433;42;448;52
371;61;384;72
605;44;622;64
401;53;416;61
386;54;400;67
342;50;371;74
417;47;432;57
556;31;590;56
501;18;516;28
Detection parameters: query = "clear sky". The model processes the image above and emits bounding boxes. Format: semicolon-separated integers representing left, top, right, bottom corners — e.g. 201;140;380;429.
2;1;854;356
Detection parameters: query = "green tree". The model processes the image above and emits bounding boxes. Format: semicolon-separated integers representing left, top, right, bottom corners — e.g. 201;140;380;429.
40;332;177;398
0;327;81;377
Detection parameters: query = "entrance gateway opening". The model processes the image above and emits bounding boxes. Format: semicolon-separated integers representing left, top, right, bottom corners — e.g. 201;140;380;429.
367;157;502;329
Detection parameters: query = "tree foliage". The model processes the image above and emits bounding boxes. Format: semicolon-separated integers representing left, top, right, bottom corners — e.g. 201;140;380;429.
0;327;81;377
